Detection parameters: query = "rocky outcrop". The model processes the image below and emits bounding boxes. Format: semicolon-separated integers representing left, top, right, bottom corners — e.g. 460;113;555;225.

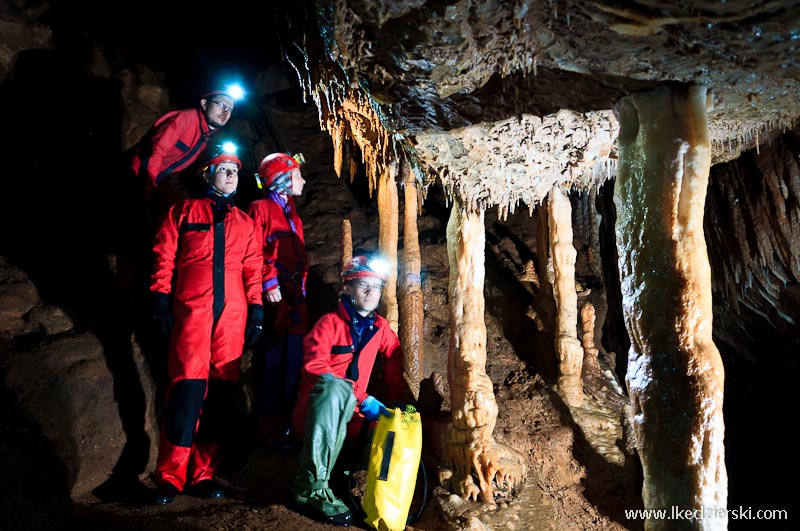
0;257;158;519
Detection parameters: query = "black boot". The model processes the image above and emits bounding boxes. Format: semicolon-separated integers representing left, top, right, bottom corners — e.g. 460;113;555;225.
152;483;178;505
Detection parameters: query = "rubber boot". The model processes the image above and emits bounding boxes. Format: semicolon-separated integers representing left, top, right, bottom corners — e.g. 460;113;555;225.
291;374;357;526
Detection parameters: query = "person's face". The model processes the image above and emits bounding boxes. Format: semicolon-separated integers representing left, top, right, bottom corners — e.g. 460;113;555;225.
289;168;306;196
347;277;384;315
209;162;239;195
203;95;234;127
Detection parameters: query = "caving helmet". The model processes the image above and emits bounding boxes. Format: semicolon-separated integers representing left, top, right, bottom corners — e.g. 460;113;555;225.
200;142;242;175
257;152;306;192
341;255;390;283
201;82;245;102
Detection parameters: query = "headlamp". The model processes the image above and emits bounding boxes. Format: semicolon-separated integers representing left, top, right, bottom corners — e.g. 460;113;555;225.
224;83;245;101
367;258;390;276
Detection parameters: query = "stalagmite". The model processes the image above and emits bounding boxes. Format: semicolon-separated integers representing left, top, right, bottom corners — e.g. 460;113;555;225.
377;162;399;332
333;120;347;178
443;196;524;508
341;219;352;291
399;164;424;398
581;302;601;373
516;259;540;287
549;187;584;407
341;219;352;266
614;85;727;530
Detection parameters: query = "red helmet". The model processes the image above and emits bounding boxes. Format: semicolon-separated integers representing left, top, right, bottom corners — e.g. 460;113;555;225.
201;144;242;172
258;152;305;191
342;255;390;283
205;151;241;168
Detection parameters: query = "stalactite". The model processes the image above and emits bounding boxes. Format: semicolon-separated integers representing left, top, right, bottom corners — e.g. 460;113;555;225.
378;162;399;332
705;130;800;342
413;110;619;217
347;141;358;183
300;58;398;196
332;120;346;178
367;160;377;199
614;85;727;530
443;196;524;509
548;187;583;407
399;164;424;399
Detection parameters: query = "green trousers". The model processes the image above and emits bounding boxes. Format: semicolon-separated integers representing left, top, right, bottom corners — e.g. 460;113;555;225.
292;374;357;517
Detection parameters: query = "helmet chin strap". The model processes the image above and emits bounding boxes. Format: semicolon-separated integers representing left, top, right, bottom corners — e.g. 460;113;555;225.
211;185;234;198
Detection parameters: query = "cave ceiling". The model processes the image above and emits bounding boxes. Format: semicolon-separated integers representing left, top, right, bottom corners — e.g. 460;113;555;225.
3;0;800;213
282;0;800;211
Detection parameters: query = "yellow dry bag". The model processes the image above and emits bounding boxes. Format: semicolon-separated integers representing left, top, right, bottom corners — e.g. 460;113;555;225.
362;405;422;531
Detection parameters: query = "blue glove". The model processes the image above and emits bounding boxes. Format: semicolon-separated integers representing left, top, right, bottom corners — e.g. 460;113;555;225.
244;304;264;347
152;292;173;338
360;395;390;422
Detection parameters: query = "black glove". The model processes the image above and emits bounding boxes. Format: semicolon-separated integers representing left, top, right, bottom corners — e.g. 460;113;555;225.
244;303;264;347
152;292;173;338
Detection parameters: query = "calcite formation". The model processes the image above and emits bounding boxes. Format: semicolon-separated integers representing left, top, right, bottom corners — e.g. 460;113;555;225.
273;0;796;513
398;166;424;398
377;162;400;331
614;85;727;530
414;110;619;216
548;187;584;407
444;198;525;508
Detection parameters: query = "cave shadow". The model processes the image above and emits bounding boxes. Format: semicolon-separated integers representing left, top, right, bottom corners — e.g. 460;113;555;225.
484;219;558;384
416;184;451;246
305;265;342;326
219;266;340;481
0;48;159;503
482;201;640;528
0;371;75;530
705;138;800;529
717;330;799;530
73;504;212;531
545;386;643;530
488;216;540;270
596;182;631;385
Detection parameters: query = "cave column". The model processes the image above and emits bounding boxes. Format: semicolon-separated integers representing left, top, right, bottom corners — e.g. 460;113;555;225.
614;85;727;530
444;196;513;508
378;162;399;331
399;164;424;398
548;187;584;407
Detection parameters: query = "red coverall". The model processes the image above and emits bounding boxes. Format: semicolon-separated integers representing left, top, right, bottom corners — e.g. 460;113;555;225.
291;300;406;442
120;107;221;299
247;193;309;442
130;108;219;203
150;197;262;490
